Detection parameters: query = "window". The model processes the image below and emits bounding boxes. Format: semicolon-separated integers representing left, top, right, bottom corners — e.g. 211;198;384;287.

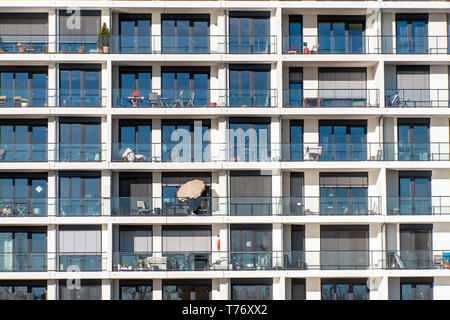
0;174;47;216
229;117;270;161
59;280;101;300
162;172;211;216
397;118;430;160
118;120;151;160
0;227;47;271
399;224;432;269
59;10;101;53
319;120;367;161
163;226;211;271
288;120;303;160
398;171;431;215
119;280;152;300
0;67;47;107
163;280;211;300
0;13;48;53
401;278;433;300
320;225;369;269
229;65;271;107
59;118;101;162
396;14;428;54
161;67;209;107
229;12;270;53
291;279;306;300
286;226;305;269
231;279;272;300
318;16;365;54
119;14;151;53
59;64;101;107
116;67;152;108
58;226;102;271
394;66;430;107
116;173;152;216
230;224;272;270
117;226;152;269
286;68;303;108
320;173;368;216
162;119;210;162
0;281;46;300
229;171;272;216
0;120;47;161
287;16;302;53
162;14;209;53
59;172;101;216
321;279;368;300
318;68;367;107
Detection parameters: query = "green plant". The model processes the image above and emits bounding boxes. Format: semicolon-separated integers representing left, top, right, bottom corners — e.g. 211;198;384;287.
96;23;110;49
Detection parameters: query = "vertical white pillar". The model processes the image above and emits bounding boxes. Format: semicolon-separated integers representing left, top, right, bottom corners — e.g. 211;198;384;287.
272;223;283;268
153;224;162;258
47;224;57;271
102;280;111;300
152;10;162;53
153;279;162;300
101;170;111;216
152;172;162;215
47;171;57;217
102;224;112;272
47;280;58;300
305;278;321;300
48;63;57;107
305;224;320;269
152;118;161;162
273;277;285;300
48;9;57;53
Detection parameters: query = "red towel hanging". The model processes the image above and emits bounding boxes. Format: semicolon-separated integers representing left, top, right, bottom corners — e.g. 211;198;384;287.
132;79;139;97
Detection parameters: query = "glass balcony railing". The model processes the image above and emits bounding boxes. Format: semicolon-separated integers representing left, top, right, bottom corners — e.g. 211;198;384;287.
58;253;105;271
58;143;104;162
283;35;449;55
0;252;47;271
387;196;450;215
58;198;103;216
112;89;277;108
385;89;449;108
385;250;434;270
0;143;47;162
0;35;50;53
55;89;107;108
0;88;48;107
229;252;273;270
0;198;47;217
282;142;382;161
383;142;449;161
283;89;380;108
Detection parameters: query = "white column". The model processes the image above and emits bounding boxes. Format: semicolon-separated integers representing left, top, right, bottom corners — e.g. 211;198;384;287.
305;224;320;269
47;117;57;162
48;9;57;53
272;223;283;268
152;172;162;215
102;224;111;272
47;171;57;217
152;10;162;53
47;224;57;271
304;171;319;215
305;278;321;300
273;277;285;300
102;280;111;300
434;277;450;300
152;118;161;162
101;170;111;216
48;63;57;107
47;280;57;300
102;115;111;162
303;14;317;51
153;279;162;300
271;116;281;161
153;224;162;259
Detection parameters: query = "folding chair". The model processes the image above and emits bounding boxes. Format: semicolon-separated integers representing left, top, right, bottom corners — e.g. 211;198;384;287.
136;200;152;215
172;90;184;107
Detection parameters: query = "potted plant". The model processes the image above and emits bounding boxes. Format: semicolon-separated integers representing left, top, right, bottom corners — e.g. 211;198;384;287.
97;23;110;53
20;98;28;107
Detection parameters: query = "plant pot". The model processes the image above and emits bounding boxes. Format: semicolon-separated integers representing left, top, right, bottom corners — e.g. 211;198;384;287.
21;102;28;107
103;46;109;54
78;48;85;54
18;46;25;53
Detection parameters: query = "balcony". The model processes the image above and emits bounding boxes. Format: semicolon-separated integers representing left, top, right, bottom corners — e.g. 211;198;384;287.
382;35;449;55
0;143;47;162
0;198;47;217
56;89;107;108
112;89;277;108
58;143;104;162
283;35;376;54
0;89;48;107
58;253;105;271
283;89;380;108
387;196;450;215
0;252;47;272
385;89;449;108
58;198;103;216
383;142;449;161
0;35;50;54
282;142;382;161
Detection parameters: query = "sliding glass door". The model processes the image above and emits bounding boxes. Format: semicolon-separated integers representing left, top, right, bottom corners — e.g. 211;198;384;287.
0;68;47;107
318;16;365;54
396;14;427;54
229;12;270;53
59;173;101;216
119;14;151;53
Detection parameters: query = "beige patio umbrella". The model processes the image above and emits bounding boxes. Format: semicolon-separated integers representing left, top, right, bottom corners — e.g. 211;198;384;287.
176;179;205;200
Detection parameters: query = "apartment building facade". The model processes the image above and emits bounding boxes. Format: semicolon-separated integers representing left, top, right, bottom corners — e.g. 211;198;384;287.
0;0;449;300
